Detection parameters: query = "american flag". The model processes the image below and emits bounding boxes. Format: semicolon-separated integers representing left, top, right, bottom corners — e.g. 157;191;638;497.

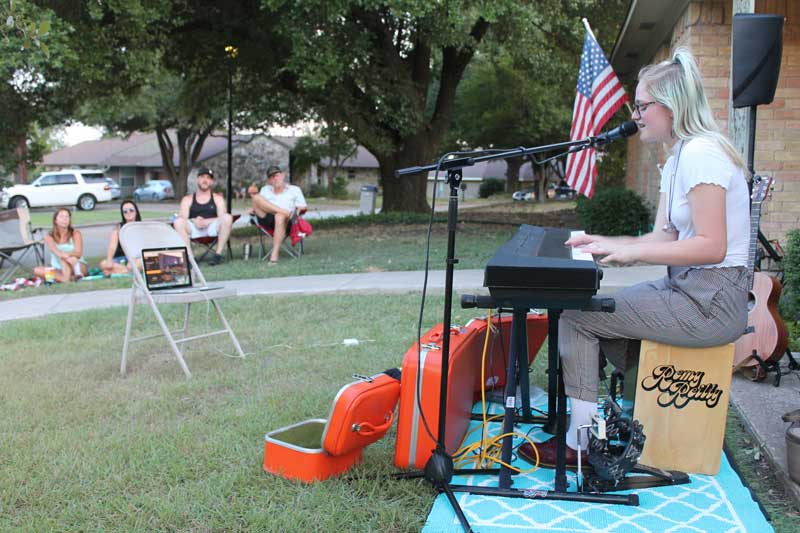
565;31;628;198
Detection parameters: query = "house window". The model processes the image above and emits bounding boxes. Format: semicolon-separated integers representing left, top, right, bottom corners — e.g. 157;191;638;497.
119;167;135;188
347;169;356;180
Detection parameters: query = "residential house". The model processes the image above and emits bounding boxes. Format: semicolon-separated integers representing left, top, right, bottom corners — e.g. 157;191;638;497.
42;132;381;198
611;0;799;246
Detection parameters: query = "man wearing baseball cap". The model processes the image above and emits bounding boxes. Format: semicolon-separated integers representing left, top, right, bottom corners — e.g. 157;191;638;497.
247;165;307;264
174;166;234;265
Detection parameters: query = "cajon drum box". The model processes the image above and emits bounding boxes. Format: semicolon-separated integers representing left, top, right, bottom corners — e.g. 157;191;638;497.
633;340;735;475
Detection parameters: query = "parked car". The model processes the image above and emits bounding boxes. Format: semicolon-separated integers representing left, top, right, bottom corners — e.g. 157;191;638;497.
512;188;536;201
547;181;577;200
134;180;175;201
105;178;121;200
0;169;113;211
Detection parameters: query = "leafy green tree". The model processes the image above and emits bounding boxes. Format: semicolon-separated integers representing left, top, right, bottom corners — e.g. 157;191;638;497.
81;1;300;198
0;1;167;181
255;0;631;212
80;69;227;198
446;48;574;196
292;123;357;195
0;2;73;181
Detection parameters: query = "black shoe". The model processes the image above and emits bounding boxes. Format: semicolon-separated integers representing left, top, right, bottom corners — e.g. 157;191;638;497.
208;253;225;266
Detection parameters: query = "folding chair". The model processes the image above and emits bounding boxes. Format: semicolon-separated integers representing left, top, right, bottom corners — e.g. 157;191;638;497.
119;221;245;378
255;209;307;260
191;214;241;262
0;207;44;284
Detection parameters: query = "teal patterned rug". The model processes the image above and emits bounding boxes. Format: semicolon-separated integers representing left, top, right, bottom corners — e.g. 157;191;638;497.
422;403;772;533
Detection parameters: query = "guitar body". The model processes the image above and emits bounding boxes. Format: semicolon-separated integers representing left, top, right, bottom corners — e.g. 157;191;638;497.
733;272;789;375
731;176;787;380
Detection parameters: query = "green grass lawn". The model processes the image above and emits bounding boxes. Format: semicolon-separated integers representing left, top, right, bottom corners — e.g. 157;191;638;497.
1;293;797;531
0;293;477;531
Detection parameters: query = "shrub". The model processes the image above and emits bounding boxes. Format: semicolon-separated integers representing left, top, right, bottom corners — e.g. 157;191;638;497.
332;176;349;199
479;178;504;198
575;187;652;236
308;183;327;198
779;229;800;323
0;178;13;190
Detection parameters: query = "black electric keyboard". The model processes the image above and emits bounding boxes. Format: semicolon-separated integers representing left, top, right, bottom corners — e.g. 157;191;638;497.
484;224;603;309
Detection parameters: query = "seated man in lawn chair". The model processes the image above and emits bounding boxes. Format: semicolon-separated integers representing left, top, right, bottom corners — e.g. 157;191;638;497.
173;167;234;266
248;165;309;264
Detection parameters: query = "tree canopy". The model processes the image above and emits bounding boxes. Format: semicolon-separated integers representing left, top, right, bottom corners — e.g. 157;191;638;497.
2;0;629;210
250;0;628;211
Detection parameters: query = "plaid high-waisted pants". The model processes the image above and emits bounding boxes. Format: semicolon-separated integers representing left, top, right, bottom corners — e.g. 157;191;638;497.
558;266;749;402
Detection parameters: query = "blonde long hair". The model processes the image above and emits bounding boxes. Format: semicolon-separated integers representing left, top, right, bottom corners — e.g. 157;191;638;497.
638;48;748;173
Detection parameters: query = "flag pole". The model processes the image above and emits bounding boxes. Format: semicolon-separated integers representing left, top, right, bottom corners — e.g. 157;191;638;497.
582;18;634;115
582;17;597;41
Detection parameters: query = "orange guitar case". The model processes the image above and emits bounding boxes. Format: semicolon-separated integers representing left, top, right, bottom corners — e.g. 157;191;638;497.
394;313;548;469
264;369;401;482
470;313;549;394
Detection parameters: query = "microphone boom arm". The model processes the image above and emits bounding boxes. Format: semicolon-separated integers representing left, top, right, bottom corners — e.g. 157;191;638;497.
396;121;637;176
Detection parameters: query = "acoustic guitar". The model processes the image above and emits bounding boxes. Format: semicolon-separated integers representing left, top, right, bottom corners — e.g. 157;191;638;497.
732;176;789;379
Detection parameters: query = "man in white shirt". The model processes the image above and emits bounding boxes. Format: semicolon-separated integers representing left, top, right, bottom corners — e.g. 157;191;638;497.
248;165;307;264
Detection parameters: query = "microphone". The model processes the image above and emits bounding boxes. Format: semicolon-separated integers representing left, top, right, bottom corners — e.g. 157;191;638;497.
593;121;638;145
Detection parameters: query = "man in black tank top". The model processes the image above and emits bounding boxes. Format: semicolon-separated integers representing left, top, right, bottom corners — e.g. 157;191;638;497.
174;167;234;265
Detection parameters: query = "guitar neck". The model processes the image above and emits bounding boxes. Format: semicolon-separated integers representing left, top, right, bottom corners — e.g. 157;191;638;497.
746;176;772;291
747;204;762;281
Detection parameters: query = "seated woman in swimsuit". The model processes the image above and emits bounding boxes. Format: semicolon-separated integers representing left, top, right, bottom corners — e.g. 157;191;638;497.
34;207;88;283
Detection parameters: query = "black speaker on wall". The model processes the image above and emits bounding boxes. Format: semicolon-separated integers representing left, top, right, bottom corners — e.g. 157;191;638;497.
732;13;784;108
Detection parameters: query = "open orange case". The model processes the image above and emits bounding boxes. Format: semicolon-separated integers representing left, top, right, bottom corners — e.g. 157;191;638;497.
263;369;401;483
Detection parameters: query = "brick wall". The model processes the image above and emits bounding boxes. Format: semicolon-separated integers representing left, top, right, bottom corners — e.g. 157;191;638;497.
625;0;799;246
753;0;800;242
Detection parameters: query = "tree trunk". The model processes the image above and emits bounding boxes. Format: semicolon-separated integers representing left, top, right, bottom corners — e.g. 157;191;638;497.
326;166;335;196
156;127;213;199
505;158;522;192
377;135;438;212
15;136;28;184
537;165;547;203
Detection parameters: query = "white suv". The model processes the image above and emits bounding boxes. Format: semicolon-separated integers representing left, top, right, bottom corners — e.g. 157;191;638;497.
1;169;114;211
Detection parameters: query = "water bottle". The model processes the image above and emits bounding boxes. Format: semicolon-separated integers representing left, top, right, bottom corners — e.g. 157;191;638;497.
243;242;251;260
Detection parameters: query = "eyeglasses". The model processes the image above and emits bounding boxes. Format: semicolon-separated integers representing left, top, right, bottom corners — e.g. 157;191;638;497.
633;101;658;115
123;208;136;214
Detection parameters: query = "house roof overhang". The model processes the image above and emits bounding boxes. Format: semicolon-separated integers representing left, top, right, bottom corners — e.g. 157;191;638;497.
610;0;692;81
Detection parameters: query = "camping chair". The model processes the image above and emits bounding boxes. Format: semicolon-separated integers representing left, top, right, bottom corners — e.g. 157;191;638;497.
0;207;44;284
119;221;245;378
191;214;241;262
254;209;308;260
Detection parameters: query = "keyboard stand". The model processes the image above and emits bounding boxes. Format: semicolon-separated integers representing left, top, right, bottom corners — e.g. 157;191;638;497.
454;296;636;504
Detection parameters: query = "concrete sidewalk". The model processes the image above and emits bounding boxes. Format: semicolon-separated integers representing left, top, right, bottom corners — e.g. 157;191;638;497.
1;264;798;508
0;265;666;322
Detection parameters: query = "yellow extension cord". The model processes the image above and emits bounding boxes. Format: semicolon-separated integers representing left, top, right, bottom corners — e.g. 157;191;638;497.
452;309;540;474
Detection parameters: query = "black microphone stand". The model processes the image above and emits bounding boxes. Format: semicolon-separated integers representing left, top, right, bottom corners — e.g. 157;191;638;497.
395;134;638;532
